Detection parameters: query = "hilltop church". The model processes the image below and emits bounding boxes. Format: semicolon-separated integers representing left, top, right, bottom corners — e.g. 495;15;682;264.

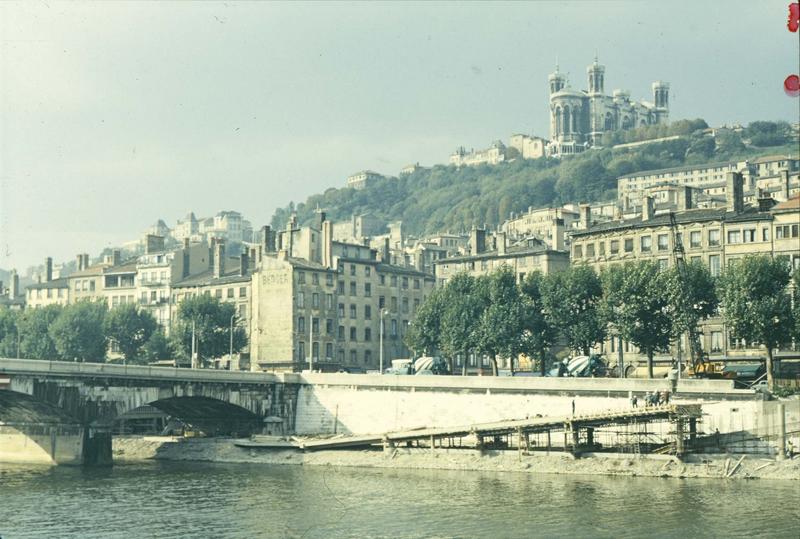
547;58;670;157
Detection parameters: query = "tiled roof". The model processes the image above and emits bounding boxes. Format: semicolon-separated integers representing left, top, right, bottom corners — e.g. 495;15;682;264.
435;243;558;264
172;269;250;288
570;206;772;237
772;194;800;212
26;277;70;290
618;160;740;179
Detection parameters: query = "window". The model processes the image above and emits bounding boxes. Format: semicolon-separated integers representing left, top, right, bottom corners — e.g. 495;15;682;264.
311;273;319;285
227;288;234;298
350;350;357;364
574;245;582;258
624;238;634;253
727;230;741;244
640;236;652;252
598;242;605;256
364;283;371;297
350;327;357;341
349;282;356;296
379;296;386;309
326;343;333;359
414;279;420;290
326;273;334;286
364;305;372;319
610;240;619;254
326;293;333;310
742;229;756;243
297;341;305;361
391;296;397;311
215;289;223;298
337;281;345;294
391;275;398;287
298;271;306;284
90;280;96;291
689;231;701;248
338;349;345;362
298;316;306;334
413;298;420;312
711;331;723;353
297;292;305;308
338;325;345;339
239;287;247;298
402;297;409;313
239;304;247;318
709;254;721;277
401;277;408;290
762;228;770;241
657;234;669;251
364;350;372;364
364;328;372;341
708;229;720;246
379;275;385;285
586;243;595;257
338;303;345;317
391;319;398;337
312;293;320;308
658;258;669;270
365;266;371;277
350;304;356;319
350;264;356;276
312;317;319;334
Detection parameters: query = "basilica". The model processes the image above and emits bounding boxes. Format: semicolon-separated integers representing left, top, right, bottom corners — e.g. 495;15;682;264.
547;58;669;157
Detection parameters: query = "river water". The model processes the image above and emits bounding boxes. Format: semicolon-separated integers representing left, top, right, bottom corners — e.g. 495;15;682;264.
0;461;797;538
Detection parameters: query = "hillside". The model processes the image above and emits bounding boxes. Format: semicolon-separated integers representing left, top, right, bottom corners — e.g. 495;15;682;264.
273;119;797;237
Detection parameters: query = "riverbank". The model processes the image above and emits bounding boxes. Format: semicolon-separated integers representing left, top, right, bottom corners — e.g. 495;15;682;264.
112;436;800;480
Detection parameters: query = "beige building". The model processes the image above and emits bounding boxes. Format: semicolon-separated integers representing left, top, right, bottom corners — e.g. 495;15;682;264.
508;134;547;160
449;141;507;167
570;173;800;366
346;170;385;190
250;214;435;373
502;206;580;245
434;228;570;286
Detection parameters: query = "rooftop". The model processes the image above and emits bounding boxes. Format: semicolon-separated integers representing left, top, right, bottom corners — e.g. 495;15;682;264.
27;277;70;290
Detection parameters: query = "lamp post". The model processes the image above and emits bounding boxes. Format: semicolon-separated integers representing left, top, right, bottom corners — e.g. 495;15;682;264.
379;308;388;374
229;313;235;369
191;319;197;369
308;315;314;372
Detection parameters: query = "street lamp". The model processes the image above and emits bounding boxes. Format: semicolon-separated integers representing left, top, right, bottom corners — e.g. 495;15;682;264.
379;308;388;374
229;313;236;369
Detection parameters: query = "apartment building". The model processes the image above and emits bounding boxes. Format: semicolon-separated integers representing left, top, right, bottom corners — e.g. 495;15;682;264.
250;214;434;372
570;172;800;366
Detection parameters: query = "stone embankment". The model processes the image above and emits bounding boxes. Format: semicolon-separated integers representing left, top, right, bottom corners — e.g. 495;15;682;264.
112;436;799;481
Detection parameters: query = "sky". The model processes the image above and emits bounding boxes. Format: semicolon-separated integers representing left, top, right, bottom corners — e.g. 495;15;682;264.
1;0;798;272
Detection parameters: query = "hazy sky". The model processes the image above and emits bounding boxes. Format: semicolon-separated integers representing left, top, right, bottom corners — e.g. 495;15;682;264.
1;1;798;271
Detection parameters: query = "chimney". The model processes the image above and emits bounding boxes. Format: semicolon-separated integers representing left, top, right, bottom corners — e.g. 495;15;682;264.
757;193;777;212
10;270;19;299
551;218;565;251
414;250;425;272
208;238;217;270
145;234;165;255
77;254;84;271
469;227;486;255
677;186;693;212
642;196;655;221
381;237;390;263
261;225;274;254
780;169;790;201
726;171;744;213
82;254;90;270
240;252;249;277
497;232;507;255
45;257;53;282
580;204;591;229
112;249;121;266
213;241;226;279
322;220;333;268
285;221;294;258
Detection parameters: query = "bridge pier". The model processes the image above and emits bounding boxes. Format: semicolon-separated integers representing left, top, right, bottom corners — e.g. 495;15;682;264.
83;426;113;466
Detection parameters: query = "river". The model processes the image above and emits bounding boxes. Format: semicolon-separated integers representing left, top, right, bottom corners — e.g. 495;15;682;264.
0;462;797;538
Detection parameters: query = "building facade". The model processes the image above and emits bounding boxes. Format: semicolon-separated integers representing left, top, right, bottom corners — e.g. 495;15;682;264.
346;170;385;190
508;134;547;160
449;141;508;167
547;59;669;157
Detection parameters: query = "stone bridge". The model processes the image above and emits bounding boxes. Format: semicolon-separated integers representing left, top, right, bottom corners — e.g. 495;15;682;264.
0;358;297;465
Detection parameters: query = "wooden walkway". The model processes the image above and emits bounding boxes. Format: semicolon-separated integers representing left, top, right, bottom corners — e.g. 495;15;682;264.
297;403;701;451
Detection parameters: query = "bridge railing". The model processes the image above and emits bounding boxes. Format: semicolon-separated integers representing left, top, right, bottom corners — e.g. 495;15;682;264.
0;358;281;385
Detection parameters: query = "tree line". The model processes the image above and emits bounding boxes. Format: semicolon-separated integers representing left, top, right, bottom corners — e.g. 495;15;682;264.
405;255;800;388
0;295;247;366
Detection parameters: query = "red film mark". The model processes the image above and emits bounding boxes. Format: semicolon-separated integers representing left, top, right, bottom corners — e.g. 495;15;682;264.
785;74;800;96
789;3;799;32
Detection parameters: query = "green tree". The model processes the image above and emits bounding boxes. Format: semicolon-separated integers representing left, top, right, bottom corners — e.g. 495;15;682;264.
0;309;20;357
17;304;63;359
104;304;158;364
519;271;558;375
542;265;606;356
142;329;174;363
49;301;108;362
172;295;247;366
662;260;719;367
404;286;445;357
719;255;794;389
439;273;487;375
602;261;672;378
476;267;525;375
